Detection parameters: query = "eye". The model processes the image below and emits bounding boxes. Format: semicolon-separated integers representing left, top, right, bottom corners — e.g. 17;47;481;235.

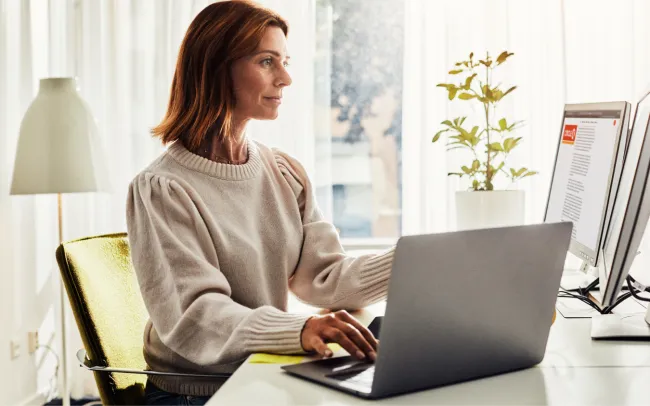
261;58;273;67
283;60;290;68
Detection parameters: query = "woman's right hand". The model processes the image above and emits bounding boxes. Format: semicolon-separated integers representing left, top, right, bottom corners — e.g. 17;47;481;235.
300;310;378;361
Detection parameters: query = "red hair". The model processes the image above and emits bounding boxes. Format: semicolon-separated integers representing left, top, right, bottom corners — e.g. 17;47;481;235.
151;0;288;148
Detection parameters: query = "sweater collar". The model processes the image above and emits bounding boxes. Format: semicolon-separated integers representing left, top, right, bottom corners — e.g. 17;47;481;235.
166;138;263;180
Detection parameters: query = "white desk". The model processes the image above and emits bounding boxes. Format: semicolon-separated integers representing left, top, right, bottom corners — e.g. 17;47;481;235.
208;301;650;405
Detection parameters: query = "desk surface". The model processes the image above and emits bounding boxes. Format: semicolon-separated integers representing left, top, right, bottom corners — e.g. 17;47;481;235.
208;300;650;405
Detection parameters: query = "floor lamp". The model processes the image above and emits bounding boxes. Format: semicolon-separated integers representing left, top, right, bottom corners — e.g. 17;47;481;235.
10;77;110;406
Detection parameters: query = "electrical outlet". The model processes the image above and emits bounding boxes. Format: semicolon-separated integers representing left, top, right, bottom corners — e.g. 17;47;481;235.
28;332;39;354
10;340;20;360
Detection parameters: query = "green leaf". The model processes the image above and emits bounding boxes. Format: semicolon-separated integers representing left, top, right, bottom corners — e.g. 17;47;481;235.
503;137;517;152
499;118;507;131
436;83;452;88
507;122;524;132
472;159;480;171
461;166;472;175
432;129;448;143
449;69;463;74
516;167;528;177
446;140;470;148
458;93;475;100
522;170;539;178
441;120;454;127
468;126;479;146
459;116;468;126
507;137;522;152
469;52;474;60
502;86;517;98
458;127;472;142
479;59;493;68
510;168;517;177
488;142;503;152
472;179;479;190
462;73;477;90
448;172;464;177
491;88;504;102
448;88;458;100
483;85;494;100
496;51;514;65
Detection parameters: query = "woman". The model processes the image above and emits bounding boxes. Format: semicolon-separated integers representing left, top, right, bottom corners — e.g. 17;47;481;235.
126;0;395;403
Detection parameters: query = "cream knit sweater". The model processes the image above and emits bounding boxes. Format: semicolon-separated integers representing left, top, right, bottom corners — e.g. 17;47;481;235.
126;138;394;396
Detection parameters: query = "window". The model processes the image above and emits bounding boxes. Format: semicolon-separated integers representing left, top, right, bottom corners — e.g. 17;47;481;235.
316;0;405;239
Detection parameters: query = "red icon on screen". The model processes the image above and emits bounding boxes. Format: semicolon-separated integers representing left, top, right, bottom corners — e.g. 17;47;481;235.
614;120;617;126
562;124;577;145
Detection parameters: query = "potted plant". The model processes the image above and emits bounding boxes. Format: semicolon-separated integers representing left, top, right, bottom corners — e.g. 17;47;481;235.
433;51;537;230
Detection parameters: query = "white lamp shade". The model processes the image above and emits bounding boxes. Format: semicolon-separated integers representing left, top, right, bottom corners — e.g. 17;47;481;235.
10;77;111;195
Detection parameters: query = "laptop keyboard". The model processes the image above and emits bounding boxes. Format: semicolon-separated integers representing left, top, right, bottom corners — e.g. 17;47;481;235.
331;365;375;389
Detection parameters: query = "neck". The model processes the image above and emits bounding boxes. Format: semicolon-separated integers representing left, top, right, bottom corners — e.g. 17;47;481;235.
194;121;249;164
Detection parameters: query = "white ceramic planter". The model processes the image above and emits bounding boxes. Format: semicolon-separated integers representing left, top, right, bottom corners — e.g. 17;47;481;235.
455;190;525;230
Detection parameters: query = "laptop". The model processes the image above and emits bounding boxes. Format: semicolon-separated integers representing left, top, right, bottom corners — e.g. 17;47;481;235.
282;222;572;399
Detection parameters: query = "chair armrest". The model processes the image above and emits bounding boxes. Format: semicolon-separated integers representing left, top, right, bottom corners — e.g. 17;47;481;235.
76;349;232;379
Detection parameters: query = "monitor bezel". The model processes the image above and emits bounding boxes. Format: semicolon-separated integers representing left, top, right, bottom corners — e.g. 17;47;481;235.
543;101;630;267
600;95;650;306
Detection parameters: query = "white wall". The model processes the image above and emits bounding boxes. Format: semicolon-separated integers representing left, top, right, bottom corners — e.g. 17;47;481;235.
0;197;60;405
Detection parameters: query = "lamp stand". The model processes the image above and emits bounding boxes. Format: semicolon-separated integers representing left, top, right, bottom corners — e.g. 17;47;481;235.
58;193;70;406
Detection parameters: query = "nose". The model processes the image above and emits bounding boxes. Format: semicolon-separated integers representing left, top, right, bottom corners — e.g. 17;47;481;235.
275;66;292;88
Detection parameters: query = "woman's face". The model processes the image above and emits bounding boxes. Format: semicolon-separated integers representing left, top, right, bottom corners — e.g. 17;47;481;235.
231;26;292;122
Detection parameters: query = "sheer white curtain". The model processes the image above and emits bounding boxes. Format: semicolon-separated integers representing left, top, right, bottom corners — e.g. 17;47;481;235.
0;1;66;403
403;0;650;273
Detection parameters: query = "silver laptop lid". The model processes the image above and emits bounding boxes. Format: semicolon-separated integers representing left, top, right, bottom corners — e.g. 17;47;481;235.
371;222;572;398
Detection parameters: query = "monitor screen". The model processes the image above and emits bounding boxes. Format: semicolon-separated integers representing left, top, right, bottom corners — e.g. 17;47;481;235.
544;103;629;266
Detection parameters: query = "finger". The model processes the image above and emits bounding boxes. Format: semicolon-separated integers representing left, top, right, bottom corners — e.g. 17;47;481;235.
336;312;379;351
323;327;365;360
310;336;333;358
333;319;376;361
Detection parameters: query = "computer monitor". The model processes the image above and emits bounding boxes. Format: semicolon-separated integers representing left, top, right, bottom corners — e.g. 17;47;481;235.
596;92;650;310
544;102;631;268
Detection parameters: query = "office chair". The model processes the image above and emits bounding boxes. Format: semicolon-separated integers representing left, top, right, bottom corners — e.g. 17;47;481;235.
55;233;230;405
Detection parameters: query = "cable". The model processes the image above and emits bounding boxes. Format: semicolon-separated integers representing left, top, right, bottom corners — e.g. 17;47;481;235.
577;278;600;297
558;290;603;312
558;275;650;314
602;291;633;313
37;344;60;402
626;275;650;302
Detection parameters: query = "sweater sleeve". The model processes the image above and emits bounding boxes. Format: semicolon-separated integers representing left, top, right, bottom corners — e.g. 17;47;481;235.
273;150;395;310
126;172;313;366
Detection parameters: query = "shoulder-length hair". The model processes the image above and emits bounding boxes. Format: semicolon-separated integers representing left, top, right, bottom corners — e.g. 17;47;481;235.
151;0;288;149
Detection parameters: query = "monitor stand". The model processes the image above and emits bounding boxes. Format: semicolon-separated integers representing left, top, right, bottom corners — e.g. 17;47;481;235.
591;306;650;339
590;251;650;339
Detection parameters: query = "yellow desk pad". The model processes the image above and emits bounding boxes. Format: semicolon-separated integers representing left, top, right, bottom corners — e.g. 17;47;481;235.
249;343;343;364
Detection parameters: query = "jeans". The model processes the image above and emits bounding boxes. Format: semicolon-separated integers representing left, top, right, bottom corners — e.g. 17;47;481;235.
144;381;212;405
